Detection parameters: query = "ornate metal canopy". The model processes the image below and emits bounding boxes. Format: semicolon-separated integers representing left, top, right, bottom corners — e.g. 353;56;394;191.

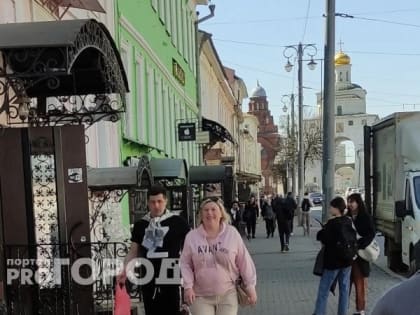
202;117;235;144
0;19;129;127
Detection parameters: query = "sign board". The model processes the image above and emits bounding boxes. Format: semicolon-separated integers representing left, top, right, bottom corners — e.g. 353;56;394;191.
178;123;196;141
196;131;210;144
172;59;185;86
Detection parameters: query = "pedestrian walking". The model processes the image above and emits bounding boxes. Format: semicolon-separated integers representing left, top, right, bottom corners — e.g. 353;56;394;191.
180;197;257;315
301;192;312;236
347;193;376;315
230;201;242;230
284;192;297;235
273;194;291;252
313;197;357;315
261;198;275;238
244;196;259;239
117;185;190;315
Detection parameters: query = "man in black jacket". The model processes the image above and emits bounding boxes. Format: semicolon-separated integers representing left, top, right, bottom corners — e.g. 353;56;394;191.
117;185;190;315
273;194;290;252
284;192;297;235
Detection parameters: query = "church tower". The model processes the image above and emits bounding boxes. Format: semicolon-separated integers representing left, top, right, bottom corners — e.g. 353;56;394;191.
248;82;280;195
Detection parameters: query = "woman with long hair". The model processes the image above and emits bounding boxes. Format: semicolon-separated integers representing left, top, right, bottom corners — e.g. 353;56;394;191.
313;197;356;315
347;193;375;315
180;198;257;315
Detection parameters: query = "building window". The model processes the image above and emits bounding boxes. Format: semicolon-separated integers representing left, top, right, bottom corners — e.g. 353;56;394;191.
336;122;344;133
135;55;146;142
34;0;59;17
314;177;317;183
361;119;367;125
348;120;354;126
346;71;349;81
337;105;343;116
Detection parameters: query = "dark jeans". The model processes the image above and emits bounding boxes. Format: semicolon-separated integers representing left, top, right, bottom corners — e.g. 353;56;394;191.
265;219;275;236
277;220;290;251
246;217;256;237
142;284;181;315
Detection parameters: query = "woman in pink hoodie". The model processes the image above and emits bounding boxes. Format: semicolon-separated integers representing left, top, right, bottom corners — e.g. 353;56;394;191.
180;198;257;315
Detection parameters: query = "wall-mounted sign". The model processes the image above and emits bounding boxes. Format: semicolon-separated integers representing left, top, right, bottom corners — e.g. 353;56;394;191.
172;59;185;86
178;123;196;141
196;131;210;144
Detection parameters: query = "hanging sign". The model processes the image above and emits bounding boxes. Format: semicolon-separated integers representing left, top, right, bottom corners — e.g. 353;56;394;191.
178;123;196;141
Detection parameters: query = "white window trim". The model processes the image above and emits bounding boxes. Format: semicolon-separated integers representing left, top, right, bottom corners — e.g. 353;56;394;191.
156;76;164;150
170;0;177;46
165;0;171;34
147;66;156;147
135;54;146;142
158;0;165;23
120;40;135;139
152;0;158;11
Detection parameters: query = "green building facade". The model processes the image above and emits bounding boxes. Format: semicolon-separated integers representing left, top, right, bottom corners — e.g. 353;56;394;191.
115;0;200;166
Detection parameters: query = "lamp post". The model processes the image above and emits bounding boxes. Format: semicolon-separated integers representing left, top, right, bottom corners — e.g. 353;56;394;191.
283;43;317;218
281;94;297;197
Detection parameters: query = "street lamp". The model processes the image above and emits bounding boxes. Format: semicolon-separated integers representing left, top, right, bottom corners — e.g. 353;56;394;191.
283;43;317;222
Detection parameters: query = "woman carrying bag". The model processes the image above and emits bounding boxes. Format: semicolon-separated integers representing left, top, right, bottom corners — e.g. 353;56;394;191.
347;193;376;315
180;198;257;315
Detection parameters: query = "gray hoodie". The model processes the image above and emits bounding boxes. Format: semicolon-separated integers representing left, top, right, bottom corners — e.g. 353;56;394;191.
371;272;420;315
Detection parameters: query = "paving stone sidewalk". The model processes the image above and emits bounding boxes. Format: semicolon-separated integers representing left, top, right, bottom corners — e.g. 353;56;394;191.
239;217;401;315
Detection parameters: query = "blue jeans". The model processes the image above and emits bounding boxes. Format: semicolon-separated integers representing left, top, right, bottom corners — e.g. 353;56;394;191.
314;266;351;315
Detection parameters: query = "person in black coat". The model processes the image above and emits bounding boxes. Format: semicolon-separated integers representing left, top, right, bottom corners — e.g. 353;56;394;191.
313;197;355;315
273;194;291;252
261;198;276;238
347;193;375;315
284;192;297;235
244;196;259;239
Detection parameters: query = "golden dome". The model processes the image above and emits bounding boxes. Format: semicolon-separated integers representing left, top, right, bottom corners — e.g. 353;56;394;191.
335;51;351;65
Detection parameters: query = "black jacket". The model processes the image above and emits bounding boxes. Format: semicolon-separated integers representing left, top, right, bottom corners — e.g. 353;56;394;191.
317;216;355;270
351;211;375;277
244;202;258;221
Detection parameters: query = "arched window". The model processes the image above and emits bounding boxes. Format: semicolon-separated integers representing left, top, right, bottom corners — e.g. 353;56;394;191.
337;105;343;116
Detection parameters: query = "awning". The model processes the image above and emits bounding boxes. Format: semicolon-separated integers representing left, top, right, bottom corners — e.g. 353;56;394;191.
202;117;235;144
150;158;188;181
87;167;137;190
0;19;128;97
190;165;228;184
60;0;105;13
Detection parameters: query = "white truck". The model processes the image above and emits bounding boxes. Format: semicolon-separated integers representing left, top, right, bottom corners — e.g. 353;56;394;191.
364;112;420;274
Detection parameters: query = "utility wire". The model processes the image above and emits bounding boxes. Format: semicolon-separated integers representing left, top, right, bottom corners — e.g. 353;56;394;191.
301;0;311;42
214;38;420;57
336;13;420;29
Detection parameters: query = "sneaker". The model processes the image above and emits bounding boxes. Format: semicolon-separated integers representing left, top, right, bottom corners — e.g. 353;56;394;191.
285;245;290;252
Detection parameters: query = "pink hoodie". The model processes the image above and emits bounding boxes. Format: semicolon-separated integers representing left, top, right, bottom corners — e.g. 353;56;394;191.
180;223;257;296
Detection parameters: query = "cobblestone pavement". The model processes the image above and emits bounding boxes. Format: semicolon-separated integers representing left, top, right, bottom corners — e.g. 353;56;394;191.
239;216;401;315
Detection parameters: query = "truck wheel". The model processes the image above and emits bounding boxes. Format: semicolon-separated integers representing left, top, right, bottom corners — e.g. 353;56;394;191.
408;248;419;277
386;237;404;272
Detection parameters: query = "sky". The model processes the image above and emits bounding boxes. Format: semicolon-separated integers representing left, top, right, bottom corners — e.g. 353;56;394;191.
197;0;420;125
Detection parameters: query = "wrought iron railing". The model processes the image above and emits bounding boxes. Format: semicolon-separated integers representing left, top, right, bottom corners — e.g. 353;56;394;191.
3;242;140;315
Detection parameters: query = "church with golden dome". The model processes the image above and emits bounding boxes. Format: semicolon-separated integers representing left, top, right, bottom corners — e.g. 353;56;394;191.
305;50;379;194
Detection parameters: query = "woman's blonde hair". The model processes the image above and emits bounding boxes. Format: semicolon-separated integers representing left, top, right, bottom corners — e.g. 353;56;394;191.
198;197;231;224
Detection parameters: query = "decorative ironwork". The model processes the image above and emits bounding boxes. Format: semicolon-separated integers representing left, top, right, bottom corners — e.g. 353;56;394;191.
88;190;130;243
32;154;60;288
202;117;235;144
0;19;128;127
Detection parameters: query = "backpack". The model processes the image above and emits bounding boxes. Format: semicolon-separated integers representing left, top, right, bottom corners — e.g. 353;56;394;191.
302;198;311;212
335;218;358;262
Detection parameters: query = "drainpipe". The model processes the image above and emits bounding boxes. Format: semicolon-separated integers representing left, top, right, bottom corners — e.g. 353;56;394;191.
195;4;215;166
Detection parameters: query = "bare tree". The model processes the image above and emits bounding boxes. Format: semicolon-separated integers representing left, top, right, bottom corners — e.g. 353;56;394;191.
274;120;323;185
